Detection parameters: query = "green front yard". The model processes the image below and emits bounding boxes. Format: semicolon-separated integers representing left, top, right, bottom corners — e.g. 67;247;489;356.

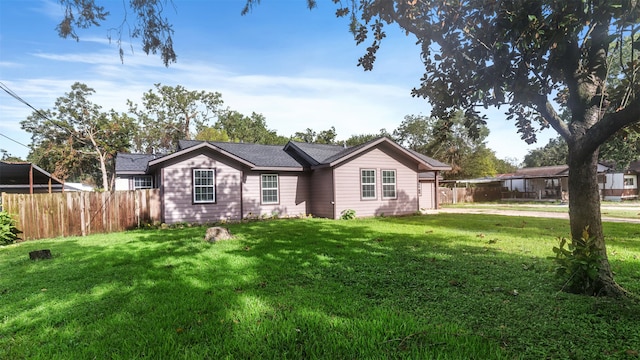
1;214;639;359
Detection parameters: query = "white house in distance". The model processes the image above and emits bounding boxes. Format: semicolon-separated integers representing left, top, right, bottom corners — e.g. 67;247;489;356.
601;160;639;201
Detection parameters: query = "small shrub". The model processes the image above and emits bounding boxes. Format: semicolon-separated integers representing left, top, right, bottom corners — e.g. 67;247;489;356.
340;209;356;220
551;226;603;293
0;211;22;245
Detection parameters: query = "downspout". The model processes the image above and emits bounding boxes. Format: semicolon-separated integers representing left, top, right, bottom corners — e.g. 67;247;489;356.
160;168;165;224
240;170;244;220
434;171;440;210
331;168;336;219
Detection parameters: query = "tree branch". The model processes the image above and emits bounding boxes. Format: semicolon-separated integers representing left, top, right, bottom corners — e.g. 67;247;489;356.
534;96;570;139
582;96;640;155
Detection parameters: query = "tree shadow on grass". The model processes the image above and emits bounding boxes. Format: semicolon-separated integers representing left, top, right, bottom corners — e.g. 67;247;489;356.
1;215;639;359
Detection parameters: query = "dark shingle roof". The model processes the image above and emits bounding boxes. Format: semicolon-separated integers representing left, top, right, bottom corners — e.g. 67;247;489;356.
407;149;452;169
178;140;302;168
122;137;452;173
115;153;159;173
287;141;349;165
212;142;302;168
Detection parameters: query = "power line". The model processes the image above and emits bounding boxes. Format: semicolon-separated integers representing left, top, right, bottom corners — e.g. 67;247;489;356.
0;132;29;149
0;81;87;147
0;81;52;122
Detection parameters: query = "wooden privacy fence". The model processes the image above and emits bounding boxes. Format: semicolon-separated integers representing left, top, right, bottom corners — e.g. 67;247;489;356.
1;190;161;241
438;186;503;204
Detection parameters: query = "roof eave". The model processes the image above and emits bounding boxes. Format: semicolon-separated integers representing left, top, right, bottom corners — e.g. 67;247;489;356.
328;137;449;171
251;166;305;172
148;142;256;169
116;170;148;176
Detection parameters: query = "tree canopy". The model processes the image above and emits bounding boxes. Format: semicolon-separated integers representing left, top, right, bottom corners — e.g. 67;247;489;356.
522;136;569;168
128;84;224;154
21;82;135;189
292;126;339;144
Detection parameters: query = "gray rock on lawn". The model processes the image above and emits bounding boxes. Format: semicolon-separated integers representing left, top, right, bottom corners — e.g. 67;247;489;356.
204;227;233;242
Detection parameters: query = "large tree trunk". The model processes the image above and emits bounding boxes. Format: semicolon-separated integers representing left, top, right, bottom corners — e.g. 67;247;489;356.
567;148;627;297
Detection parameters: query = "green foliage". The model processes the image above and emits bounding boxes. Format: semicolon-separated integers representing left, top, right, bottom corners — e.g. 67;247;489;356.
1;215;638;359
340;209;356;220
128;83;224;153
194;126;230;142
20;82;136;189
0;149;23;162
343;129;390;146
552;226;603;294
56;0;175;66
0;211;21;245
214;110;287;145
292;126;338;144
523;136;569;168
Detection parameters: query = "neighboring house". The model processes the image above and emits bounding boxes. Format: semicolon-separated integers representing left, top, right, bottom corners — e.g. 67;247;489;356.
64;182;95;192
0;160;64;194
115;137;451;223
601;160;639;201
500;164;610;200
442;164;612;202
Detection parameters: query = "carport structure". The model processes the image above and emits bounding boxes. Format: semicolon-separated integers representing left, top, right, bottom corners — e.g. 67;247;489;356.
0;161;64;194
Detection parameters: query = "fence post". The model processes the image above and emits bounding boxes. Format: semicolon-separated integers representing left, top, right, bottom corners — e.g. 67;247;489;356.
80;192;86;237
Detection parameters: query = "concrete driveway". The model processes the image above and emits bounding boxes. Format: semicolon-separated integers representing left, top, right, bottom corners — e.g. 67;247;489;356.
437;203;640;224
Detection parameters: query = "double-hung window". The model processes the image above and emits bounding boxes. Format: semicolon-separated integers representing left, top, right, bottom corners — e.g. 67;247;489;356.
261;174;279;204
382;170;397;199
361;169;376;199
134;176;153;190
193;169;215;203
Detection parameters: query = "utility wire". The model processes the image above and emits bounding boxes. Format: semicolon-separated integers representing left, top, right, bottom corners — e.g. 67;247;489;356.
0;132;30;149
0;81;53;122
0;81;88;146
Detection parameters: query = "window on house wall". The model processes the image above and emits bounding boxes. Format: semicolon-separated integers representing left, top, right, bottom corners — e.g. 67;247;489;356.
261;174;279;204
624;175;636;187
361;169;376;199
382;170;397;199
193;169;215;203
134;176;153;190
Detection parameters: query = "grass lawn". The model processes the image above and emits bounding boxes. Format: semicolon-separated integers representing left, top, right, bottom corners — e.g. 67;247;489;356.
1;214;639;359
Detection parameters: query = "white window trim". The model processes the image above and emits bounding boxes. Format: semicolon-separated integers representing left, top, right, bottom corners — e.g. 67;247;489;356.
261;174;279;204
623;175;637;188
133;175;153;190
193;168;216;204
382;170;397;199
361;169;377;200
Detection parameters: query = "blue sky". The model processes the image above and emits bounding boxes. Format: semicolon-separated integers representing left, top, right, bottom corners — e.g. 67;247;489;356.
0;0;554;163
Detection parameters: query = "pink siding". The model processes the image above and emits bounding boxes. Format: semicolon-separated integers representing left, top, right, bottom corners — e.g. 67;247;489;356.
419;181;436;210
309;167;335;218
161;152;242;224
242;172;309;217
333;146;419;218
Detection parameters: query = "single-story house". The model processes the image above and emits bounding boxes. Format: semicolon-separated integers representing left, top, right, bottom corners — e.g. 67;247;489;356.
0;160;65;194
601;160;639;201
115;137;451;223
500;164;610;201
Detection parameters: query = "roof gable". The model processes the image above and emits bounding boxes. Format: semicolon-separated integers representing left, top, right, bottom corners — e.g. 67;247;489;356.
148;141;304;170
118;137;452;174
288;137;452;171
